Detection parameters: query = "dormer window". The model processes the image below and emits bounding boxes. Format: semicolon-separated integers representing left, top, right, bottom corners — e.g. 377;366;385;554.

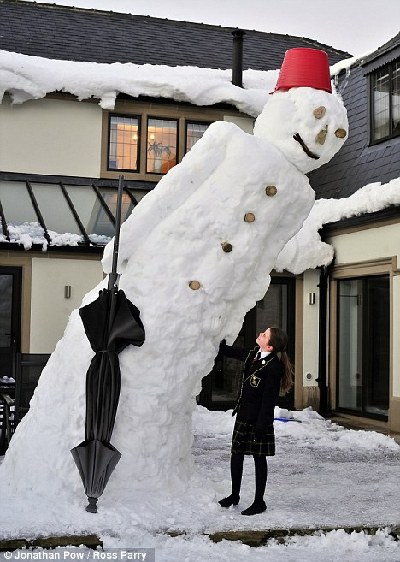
370;60;400;143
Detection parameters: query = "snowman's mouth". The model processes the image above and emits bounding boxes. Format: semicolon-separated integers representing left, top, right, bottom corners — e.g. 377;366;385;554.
293;133;320;160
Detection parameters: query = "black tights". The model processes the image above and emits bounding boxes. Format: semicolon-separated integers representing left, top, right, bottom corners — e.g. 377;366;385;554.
231;452;268;502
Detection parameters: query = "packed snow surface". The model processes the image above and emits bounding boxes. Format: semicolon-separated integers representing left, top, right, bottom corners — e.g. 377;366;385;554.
1;407;400;561
0;82;347;504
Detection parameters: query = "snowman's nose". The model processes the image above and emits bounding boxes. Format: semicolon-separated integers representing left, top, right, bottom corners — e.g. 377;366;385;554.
315;126;328;145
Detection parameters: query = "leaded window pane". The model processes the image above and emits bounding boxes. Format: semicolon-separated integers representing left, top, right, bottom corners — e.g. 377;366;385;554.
372;68;390;141
147;118;177;174
99;188;135;230
108;115;139;171
186;122;209;153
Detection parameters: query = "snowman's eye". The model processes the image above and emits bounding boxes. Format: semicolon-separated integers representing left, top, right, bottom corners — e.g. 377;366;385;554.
313;106;326;119
335;128;347;138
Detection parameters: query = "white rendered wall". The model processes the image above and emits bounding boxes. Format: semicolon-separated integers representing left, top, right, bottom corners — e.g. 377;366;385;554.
330;223;400;264
302;269;320;387
329;223;400;398
224;114;255;133
30;258;103;353
0;96;102;177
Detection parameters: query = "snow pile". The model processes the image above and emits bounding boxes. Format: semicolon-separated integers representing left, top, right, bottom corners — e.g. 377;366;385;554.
0;221;112;249
1;406;400;562
276;177;400;274
0;50;277;116
1;221;47;250
0;119;316;505
0;78;348;508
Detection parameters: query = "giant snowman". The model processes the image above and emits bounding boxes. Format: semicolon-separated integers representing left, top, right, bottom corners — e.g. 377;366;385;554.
1;49;348;506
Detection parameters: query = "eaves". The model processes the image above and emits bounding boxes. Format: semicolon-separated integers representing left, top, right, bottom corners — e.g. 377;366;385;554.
361;44;400;75
321;205;400;239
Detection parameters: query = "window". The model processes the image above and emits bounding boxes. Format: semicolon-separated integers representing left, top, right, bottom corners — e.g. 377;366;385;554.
146;118;177;174
108;115;140;171
371;60;400;143
103;108;216;178
337;276;389;418
185;122;210;153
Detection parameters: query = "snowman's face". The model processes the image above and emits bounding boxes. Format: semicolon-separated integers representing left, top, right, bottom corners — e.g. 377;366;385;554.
253;87;348;174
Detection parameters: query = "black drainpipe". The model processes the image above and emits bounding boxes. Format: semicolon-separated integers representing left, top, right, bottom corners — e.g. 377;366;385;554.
232;29;245;87
316;264;332;417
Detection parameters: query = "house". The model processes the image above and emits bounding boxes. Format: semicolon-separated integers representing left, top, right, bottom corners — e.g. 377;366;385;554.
0;0;351;424
306;33;400;432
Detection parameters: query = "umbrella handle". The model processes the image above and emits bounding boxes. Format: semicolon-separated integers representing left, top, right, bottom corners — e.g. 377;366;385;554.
108;174;124;291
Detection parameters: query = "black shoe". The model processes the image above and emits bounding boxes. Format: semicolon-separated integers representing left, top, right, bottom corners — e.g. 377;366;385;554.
218;494;240;508
241;500;267;516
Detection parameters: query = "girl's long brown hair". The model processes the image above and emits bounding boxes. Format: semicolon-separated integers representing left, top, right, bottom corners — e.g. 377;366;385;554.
268;327;294;394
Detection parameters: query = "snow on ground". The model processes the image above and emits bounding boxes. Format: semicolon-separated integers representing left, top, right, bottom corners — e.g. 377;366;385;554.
1;406;400;561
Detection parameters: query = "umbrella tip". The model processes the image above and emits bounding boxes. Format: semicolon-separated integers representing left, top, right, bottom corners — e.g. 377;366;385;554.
86;497;98;513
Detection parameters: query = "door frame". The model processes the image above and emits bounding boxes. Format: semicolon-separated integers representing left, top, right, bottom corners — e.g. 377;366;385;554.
335;274;390;420
0;266;22;378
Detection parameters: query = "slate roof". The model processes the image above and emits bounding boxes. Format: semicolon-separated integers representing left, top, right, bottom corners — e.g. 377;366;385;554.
0;0;350;70
361;32;400;71
309;35;400;201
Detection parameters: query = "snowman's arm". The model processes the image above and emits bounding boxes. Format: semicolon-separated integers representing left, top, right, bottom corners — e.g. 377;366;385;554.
102;121;245;274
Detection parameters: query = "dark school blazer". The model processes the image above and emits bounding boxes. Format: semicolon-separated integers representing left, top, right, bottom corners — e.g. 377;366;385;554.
220;343;283;430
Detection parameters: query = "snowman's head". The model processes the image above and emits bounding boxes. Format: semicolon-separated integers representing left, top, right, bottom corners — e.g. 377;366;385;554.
253;86;348;174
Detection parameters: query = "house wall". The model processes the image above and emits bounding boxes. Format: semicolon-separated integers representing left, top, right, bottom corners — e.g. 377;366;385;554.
30;256;103;353
327;221;400;431
0;96;103;177
224;114;254;133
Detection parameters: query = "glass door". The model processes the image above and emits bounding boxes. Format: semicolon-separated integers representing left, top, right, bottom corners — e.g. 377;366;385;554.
337;276;389;418
199;277;295;410
0;267;21;379
364;277;390;415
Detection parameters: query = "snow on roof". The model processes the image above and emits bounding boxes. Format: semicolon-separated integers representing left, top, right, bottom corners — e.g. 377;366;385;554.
329;49;374;78
0;49;278;116
276;177;400;274
2;49;398;272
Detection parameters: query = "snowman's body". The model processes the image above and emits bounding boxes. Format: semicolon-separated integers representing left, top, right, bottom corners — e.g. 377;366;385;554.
0;86;348;503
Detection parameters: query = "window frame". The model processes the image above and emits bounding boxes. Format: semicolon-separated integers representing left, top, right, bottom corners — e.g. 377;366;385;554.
184;120;211;154
335;274;390;420
145;115;179;175
107;113;141;173
369;60;400;145
101;101;242;181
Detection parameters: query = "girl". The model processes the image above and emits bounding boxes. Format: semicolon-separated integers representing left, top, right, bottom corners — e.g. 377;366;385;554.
218;327;293;515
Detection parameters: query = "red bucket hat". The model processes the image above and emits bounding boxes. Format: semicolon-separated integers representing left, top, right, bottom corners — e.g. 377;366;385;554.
274;48;332;93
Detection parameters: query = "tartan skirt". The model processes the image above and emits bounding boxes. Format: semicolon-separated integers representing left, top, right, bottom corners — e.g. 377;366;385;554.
231;419;276;456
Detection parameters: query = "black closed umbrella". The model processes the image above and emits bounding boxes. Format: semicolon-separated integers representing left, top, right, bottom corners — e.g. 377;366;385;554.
71;175;145;513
